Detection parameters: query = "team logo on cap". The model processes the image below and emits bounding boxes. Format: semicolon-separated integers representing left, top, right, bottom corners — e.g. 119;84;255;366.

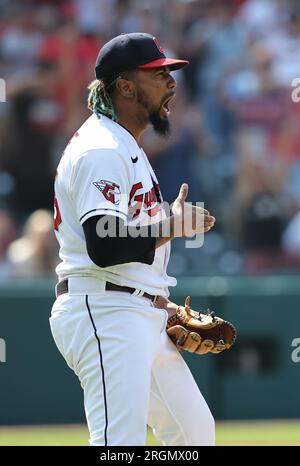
153;36;164;54
93;180;121;205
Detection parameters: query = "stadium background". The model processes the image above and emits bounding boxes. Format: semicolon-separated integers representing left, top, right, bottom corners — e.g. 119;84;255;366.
1;0;300;445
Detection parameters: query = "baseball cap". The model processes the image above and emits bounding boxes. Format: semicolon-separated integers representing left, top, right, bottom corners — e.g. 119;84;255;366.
95;32;189;80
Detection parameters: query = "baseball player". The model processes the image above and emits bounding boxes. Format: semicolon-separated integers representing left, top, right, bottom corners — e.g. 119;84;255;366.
50;32;216;446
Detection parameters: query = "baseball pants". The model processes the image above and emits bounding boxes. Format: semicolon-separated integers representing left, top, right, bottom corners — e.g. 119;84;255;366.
49;277;215;446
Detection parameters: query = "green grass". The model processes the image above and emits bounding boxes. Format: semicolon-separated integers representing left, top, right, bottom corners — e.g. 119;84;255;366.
0;425;157;446
216;420;300;446
0;421;299;446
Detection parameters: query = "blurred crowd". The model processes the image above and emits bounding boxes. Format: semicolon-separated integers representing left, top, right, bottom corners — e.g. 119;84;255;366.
2;0;300;280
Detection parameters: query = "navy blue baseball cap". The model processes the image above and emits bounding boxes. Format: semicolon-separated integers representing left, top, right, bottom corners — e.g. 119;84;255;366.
95;32;189;80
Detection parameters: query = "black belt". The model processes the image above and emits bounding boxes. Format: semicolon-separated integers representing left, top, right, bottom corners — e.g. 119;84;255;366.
55;279;157;302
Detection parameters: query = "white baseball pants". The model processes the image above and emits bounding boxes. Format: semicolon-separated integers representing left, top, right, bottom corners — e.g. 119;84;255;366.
49;278;215;446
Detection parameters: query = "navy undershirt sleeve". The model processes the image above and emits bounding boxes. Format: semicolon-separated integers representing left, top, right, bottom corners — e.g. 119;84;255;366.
83;215;156;268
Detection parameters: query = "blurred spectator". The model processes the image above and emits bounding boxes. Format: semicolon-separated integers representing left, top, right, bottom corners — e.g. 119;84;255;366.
280;210;300;269
263;5;300;87
195;0;246;97
0;210;17;281
0;61;58;217
236;0;288;38
0;3;44;78
8;210;58;278
38;19;100;136
114;0;161;36
74;0;115;34
223;42;281;102
230;130;293;273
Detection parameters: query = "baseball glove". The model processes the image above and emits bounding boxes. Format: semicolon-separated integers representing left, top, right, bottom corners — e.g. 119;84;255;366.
166;296;237;355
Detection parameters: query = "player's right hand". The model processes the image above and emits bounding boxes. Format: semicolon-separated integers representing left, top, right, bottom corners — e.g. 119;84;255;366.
171;183;215;237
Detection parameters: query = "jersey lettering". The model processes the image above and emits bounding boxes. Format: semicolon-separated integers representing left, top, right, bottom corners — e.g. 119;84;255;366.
129;182;162;219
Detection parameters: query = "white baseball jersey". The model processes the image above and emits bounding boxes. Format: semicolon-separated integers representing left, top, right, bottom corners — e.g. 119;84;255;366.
54;113;177;297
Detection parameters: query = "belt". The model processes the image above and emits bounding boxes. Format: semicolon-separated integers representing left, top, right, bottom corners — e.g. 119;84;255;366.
55;279;157;302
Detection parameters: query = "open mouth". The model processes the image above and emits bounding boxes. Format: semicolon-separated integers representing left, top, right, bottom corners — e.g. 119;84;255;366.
161;94;175;116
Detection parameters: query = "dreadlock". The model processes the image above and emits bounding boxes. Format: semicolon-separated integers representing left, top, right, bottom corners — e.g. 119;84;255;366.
87;70;138;122
87;76;119;122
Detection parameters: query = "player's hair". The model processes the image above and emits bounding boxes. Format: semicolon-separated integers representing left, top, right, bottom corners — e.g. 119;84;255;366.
87;77;118;121
87;70;137;122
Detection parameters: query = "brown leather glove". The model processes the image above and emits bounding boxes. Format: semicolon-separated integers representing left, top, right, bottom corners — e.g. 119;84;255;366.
166;296;237;355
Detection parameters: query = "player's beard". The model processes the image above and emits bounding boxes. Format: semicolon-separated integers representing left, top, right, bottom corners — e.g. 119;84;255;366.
136;88;171;137
149;110;170;137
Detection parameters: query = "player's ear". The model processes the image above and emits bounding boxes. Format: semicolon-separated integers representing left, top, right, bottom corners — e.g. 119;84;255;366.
116;78;136;99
